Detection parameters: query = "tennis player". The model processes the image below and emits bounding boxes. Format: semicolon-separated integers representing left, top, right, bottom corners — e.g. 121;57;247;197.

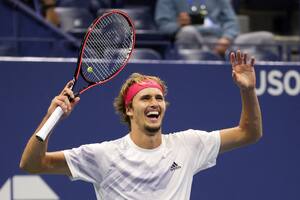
20;50;262;199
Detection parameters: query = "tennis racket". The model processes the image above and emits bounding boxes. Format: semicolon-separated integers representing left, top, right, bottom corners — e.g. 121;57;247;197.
35;10;135;142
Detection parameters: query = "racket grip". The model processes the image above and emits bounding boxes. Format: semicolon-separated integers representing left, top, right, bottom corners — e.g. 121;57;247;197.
35;107;64;142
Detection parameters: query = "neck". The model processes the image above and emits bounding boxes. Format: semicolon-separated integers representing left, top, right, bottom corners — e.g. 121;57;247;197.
129;128;162;149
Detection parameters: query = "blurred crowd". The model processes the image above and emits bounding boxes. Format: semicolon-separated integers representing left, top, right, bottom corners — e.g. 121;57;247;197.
12;0;300;61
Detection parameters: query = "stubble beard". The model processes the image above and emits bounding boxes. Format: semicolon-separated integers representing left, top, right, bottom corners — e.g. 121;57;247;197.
144;124;161;136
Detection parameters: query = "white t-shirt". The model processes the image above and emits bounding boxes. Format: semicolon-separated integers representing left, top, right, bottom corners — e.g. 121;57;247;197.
63;129;220;200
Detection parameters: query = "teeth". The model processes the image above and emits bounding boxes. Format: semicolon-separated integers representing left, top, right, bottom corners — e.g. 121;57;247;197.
146;111;159;116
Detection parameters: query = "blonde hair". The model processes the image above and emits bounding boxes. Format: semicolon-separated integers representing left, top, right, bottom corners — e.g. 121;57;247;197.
113;73;168;128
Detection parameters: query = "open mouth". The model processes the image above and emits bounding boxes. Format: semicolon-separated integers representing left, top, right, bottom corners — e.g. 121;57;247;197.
145;111;160;120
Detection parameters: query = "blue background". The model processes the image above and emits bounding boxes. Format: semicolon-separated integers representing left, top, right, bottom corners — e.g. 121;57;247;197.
1;59;300;199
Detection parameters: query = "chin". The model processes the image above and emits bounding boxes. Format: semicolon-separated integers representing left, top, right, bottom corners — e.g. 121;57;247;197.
144;125;161;135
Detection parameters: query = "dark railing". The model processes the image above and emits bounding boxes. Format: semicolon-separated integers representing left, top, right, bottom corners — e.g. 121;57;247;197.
3;0;80;47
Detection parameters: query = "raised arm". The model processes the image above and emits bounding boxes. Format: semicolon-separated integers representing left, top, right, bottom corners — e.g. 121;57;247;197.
219;50;263;153
19;80;80;175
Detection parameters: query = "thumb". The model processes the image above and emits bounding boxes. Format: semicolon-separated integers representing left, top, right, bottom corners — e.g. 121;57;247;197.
71;97;80;107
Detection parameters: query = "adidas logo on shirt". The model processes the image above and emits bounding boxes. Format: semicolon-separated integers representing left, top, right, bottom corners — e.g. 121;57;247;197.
170;162;181;171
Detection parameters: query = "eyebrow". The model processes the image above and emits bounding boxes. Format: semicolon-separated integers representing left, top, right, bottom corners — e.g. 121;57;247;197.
140;94;164;99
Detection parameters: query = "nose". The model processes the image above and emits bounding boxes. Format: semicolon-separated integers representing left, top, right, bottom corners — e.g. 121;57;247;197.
149;97;159;106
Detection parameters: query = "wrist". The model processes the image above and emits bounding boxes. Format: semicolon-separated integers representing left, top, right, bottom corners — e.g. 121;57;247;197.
240;87;256;95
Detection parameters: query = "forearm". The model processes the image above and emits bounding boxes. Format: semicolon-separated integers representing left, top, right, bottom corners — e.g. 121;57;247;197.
20;81;79;174
220;50;262;153
239;88;263;141
20;115;51;173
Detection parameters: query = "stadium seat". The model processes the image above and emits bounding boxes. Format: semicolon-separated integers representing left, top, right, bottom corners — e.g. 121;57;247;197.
97;7;156;30
254;49;280;61
54;7;94;37
131;48;162;60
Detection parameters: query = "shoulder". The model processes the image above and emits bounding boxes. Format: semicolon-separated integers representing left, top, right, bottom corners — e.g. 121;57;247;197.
164;129;220;146
65;136;127;156
165;129;212;138
163;129;203;142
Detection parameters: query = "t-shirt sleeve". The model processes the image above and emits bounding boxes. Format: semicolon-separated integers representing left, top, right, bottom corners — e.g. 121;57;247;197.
180;129;221;174
63;142;110;184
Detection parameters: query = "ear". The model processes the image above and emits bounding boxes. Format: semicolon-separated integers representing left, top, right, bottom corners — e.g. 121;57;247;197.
126;104;133;117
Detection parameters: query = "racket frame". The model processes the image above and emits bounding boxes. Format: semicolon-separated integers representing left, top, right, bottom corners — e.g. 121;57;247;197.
74;10;136;95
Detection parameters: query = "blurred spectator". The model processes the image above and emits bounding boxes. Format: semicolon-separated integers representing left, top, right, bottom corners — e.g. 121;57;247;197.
38;0;124;26
21;0;60;26
155;0;275;59
57;0;124;13
41;0;60;26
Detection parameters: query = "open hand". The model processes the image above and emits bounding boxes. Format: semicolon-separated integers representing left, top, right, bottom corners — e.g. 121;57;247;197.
230;50;256;91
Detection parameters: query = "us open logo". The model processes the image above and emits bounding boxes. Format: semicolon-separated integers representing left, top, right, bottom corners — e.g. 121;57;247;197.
0;175;59;200
256;69;300;96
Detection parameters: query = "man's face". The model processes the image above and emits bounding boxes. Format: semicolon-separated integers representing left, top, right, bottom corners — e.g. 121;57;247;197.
126;88;166;135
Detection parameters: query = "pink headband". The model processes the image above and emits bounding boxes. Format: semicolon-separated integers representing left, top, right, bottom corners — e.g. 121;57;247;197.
124;79;163;106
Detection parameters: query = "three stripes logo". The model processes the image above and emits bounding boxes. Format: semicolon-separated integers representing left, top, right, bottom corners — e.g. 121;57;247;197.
170;162;181;171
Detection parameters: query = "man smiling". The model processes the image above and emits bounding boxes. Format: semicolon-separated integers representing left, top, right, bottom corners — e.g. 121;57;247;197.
20;50;262;200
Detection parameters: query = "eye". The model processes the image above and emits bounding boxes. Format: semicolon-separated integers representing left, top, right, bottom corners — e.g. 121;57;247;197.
140;95;151;101
156;95;164;101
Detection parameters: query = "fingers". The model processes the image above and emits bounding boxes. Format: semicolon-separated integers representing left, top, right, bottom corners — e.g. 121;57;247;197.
66;79;74;88
243;52;248;64
72;96;81;107
230;50;243;67
250;57;255;66
230;51;235;67
56;80;79;113
60;80;75;99
231;50;255;66
51;95;80;116
64;88;75;99
237;50;242;64
47;80;80;118
53;95;72;113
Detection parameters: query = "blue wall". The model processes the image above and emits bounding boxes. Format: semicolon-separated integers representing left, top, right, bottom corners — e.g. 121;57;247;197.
1;59;300;199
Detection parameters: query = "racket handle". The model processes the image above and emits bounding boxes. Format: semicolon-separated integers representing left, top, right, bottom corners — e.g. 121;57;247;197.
35;107;64;142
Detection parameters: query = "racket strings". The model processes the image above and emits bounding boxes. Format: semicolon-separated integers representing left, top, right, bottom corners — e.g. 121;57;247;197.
81;13;133;83
83;37;128;81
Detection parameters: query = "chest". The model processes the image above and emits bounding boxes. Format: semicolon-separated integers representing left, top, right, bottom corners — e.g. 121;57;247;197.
100;146;193;195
